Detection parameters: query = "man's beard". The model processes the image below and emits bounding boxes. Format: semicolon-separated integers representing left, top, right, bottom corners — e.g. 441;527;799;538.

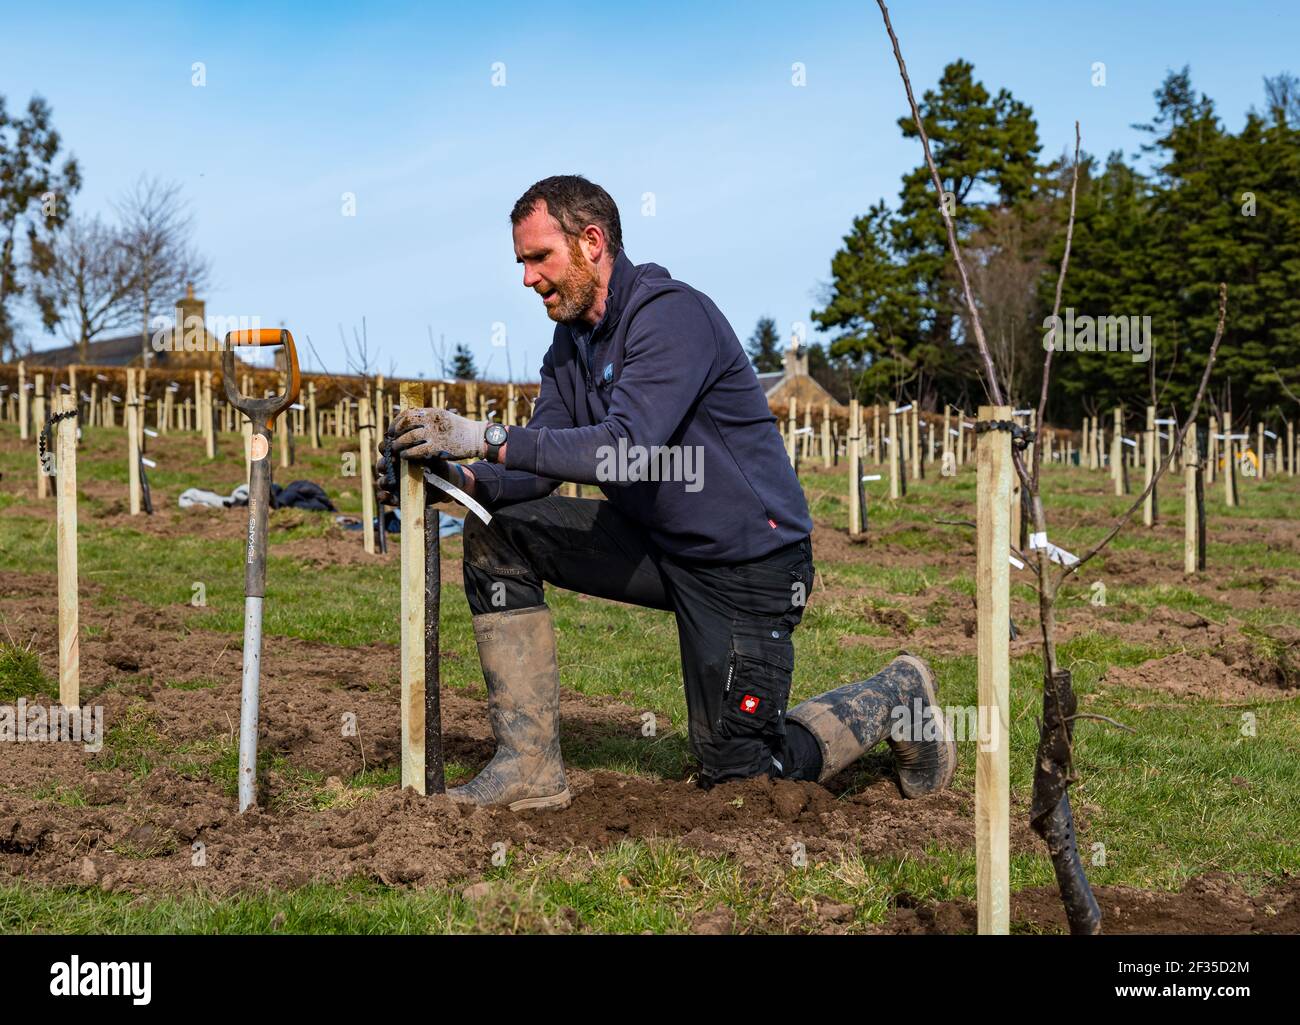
544;237;601;323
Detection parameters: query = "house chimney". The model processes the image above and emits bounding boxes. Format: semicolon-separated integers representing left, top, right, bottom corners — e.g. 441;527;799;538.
175;283;212;366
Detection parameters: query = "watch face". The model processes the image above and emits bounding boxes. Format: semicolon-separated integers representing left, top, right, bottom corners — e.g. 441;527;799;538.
486;423;508;445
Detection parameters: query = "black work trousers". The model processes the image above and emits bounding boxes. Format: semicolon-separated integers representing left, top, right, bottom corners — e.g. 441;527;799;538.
461;495;821;785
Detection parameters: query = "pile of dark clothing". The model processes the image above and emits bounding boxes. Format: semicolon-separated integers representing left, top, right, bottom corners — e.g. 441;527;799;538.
178;480;335;512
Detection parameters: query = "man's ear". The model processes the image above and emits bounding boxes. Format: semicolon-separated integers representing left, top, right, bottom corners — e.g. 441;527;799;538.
581;224;605;264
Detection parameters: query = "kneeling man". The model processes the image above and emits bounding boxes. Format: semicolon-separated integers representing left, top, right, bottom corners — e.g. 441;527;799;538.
377;175;955;810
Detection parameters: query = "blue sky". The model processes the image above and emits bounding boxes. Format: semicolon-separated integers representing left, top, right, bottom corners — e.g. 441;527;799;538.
3;0;1296;379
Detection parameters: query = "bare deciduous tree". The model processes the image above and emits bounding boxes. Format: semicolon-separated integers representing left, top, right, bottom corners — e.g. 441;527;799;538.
33;214;135;360
115;176;209;365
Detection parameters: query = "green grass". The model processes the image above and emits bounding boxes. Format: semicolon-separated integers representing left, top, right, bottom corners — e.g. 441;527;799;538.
0;638;57;702
2;422;1299;932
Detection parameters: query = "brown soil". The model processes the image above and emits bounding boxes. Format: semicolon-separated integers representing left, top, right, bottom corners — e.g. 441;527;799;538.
877;871;1300;935
1;572;1015;900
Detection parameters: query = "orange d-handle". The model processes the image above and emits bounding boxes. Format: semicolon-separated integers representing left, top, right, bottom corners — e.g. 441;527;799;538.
221;328;302;430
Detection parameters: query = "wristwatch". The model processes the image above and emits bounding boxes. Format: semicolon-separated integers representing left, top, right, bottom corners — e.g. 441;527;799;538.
484;422;508;463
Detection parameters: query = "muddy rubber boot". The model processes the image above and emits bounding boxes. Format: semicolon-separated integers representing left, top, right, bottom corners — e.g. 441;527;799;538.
787;653;956;797
448;605;572;812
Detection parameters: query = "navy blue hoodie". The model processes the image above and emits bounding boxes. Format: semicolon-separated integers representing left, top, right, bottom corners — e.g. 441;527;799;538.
468;251;812;563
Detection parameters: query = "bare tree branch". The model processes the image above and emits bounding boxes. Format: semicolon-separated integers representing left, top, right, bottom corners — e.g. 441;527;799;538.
1034;123;1081;489
875;0;1002;408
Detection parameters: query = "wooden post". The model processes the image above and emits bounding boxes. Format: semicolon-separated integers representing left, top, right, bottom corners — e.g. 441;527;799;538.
1184;422;1200;574
1111;407;1124;495
943;405;952;464
125;373;141;515
1201;413;1211;483
136;371;147;444
1143;405;1156;527
888;401;900;500
1256;422;1265;481
927;412;936;465
18;361;29;441
872;404;882;466
976;405;1012;936
848;399;862;536
507;383;518;427
359;397;376;555
821;402;831;469
1288;420;1295;477
88;382;98;429
34;374;48;499
204;371;216;458
308;382;319;448
424;471;444;795
278;408;291;469
786;397;797;468
375;375;385;438
911;407;922;480
54;394;80;709
399;382;427;794
1223;416;1237;508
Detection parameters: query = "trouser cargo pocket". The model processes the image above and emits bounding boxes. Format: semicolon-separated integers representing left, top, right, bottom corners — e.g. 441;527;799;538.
699;622;795;785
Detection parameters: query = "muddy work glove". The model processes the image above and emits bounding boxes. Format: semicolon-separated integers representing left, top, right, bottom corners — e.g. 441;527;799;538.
387;406;487;462
375;433;466;507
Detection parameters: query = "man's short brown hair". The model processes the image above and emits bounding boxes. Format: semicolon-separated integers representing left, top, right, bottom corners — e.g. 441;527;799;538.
511;175;623;258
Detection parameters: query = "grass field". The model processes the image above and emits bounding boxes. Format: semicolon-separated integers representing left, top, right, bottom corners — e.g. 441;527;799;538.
1;419;1297;933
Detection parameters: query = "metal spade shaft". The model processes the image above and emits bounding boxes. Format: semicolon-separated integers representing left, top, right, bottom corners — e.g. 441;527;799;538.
238;424;273;812
222;328;301;813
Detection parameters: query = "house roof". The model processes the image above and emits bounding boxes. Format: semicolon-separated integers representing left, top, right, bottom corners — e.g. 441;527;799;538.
31;333;154;368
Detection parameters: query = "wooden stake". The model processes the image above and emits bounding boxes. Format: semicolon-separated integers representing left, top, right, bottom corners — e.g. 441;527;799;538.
308;382;319;448
54;394;80;709
359;397;375;554
126;372;141;515
425;477;445;795
1143;405;1156;527
786;397;797;468
976;405;1012;936
821;402;831;469
204;371;216;459
1257;422;1266;481
18;361;29;441
34;374;48;499
1207;415;1218;485
848;399;862;536
888;401;900;500
911;407;921;480
1224;413;1237;508
399;382;427;793
1111;407;1124;495
1184;421;1200;574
